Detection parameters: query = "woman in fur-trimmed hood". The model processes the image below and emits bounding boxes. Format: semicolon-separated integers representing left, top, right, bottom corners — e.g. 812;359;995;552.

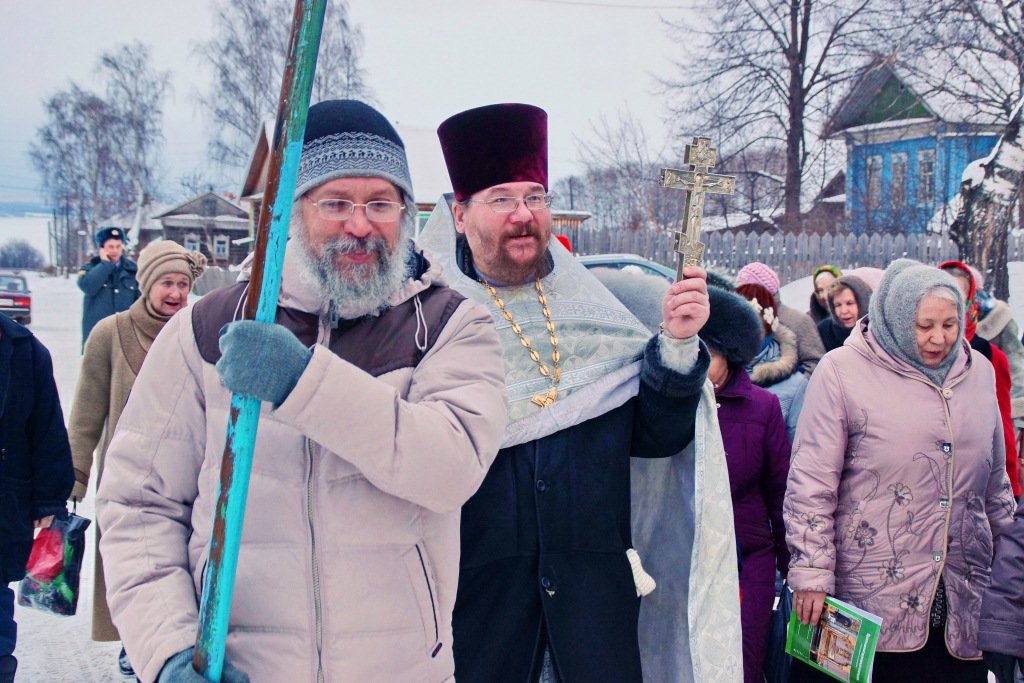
736;282;807;440
704;284;792;683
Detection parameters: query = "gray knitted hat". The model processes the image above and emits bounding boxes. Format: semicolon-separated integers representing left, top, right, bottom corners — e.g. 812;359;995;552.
869;258;965;386
295;100;413;201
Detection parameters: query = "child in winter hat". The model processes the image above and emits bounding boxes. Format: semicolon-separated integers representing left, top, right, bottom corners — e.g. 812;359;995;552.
736;262;780;295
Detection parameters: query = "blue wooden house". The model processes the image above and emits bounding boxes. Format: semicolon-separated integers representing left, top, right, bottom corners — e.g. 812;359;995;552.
824;60;1002;235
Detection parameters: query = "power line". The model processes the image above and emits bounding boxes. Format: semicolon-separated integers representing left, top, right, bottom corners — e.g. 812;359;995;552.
523;0;688;8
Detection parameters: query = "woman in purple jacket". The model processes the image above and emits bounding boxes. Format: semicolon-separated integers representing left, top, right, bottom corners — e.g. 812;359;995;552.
703;283;792;683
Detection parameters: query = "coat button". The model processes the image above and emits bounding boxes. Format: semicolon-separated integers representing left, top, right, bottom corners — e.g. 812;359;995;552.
941;388;953;399
933;552;943;562
536;480;549;492
540;576;556;597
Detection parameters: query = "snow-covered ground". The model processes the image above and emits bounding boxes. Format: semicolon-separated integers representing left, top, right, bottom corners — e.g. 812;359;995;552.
11;268;1015;681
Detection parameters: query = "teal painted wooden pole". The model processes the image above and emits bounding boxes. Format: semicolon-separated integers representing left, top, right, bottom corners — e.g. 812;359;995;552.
193;1;326;680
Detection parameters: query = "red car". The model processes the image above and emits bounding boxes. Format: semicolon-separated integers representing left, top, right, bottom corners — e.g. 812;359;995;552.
0;272;31;325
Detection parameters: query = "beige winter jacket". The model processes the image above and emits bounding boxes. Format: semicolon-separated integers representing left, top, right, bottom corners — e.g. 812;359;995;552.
96;249;508;683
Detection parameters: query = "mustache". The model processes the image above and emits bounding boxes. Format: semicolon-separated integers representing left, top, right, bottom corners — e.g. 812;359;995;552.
502;227;540;239
323;235;389;255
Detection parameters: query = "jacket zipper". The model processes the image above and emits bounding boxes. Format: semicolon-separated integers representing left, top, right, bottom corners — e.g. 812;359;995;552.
306;439;324;683
414;544;440;646
920;383;958;651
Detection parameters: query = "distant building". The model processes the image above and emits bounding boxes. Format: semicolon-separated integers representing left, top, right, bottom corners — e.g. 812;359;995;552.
824;59;1002;235
150;192;250;266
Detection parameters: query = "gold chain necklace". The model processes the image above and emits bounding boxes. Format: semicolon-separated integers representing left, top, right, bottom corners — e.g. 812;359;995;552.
482;278;561;408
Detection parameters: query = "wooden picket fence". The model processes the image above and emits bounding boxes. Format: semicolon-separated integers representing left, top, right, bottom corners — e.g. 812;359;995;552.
569;227;1024;285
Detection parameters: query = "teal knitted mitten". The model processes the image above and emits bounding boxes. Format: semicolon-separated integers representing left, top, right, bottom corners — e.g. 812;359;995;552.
217;320;312;406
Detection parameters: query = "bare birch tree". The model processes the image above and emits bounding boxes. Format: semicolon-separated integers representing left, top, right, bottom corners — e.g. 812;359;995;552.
197;0;373;170
661;0;909;232
949;98;1024;300
564;111;686;235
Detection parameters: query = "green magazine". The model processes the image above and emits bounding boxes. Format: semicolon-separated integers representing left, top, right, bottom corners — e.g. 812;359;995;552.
785;594;883;683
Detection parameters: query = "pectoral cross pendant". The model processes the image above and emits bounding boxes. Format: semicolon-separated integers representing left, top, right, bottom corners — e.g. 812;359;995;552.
531;387;558;408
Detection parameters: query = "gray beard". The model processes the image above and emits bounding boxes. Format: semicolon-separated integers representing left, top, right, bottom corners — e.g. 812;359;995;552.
293;225;412;320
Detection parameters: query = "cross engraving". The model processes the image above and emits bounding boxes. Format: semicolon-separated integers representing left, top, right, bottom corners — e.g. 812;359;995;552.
659;137;736;280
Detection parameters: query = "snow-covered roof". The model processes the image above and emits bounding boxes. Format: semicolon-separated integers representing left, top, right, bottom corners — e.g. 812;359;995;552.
154;192;247;220
824;59;1004;139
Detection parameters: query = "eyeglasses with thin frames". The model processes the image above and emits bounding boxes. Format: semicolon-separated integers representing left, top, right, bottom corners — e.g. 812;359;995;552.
464;193;554;214
305;196;406;222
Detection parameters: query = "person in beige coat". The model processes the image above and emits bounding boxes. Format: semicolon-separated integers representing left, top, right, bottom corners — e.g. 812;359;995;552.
68;239;206;676
95;100;508;683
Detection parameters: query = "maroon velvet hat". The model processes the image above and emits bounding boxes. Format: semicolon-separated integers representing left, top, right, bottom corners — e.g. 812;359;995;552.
437;103;548;201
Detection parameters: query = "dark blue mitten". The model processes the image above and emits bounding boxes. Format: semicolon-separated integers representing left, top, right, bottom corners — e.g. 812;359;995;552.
157;647;249;683
216;320;312;406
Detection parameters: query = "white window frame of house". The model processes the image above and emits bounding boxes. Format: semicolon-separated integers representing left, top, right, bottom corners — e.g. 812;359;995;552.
891;153;907;206
866;155;883;210
918;150;935;205
183;233;201;252
214;234;230;260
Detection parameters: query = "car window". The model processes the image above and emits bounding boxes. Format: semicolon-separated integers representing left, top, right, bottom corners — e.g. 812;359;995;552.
0;276;26;292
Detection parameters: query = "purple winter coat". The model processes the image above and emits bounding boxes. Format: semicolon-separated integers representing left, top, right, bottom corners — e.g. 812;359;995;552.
785;320;1017;658
717;368;791;683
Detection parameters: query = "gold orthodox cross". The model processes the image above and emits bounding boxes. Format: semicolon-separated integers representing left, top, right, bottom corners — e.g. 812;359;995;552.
659;137;736;280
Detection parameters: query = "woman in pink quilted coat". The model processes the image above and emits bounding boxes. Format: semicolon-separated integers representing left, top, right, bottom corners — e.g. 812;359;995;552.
785;259;1017;683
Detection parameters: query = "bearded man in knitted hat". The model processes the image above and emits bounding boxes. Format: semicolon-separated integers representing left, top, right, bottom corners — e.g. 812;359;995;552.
420;103;742;683
78;226;140;347
96;100;507;683
68;238;206;679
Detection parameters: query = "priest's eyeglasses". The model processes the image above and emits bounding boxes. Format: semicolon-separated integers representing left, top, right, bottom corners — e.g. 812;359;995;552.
306;197;406;222
466;193;554;213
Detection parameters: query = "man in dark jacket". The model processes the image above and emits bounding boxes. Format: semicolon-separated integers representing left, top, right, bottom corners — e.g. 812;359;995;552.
77;226;139;346
421;103;712;683
0;316;74;683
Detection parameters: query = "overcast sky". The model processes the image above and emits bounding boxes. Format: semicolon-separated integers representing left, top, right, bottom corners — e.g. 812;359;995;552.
0;0;698;206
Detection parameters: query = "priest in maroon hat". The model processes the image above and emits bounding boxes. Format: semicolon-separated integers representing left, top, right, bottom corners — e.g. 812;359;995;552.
419;104;742;683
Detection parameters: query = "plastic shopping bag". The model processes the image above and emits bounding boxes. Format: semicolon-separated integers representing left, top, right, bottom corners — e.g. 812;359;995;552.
18;512;91;616
763;581;793;683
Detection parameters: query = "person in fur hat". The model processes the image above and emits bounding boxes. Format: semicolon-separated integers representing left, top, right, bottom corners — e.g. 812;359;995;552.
77;226;139;347
703;284;791;683
736;282;807;440
68;239;206;678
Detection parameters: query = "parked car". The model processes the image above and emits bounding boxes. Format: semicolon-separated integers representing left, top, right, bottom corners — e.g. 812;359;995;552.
578;253;675;282
0;271;31;325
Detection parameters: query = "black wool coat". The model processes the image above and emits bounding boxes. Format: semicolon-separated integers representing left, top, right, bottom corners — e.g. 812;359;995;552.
0;315;73;582
453;336;709;683
77;256;139;345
